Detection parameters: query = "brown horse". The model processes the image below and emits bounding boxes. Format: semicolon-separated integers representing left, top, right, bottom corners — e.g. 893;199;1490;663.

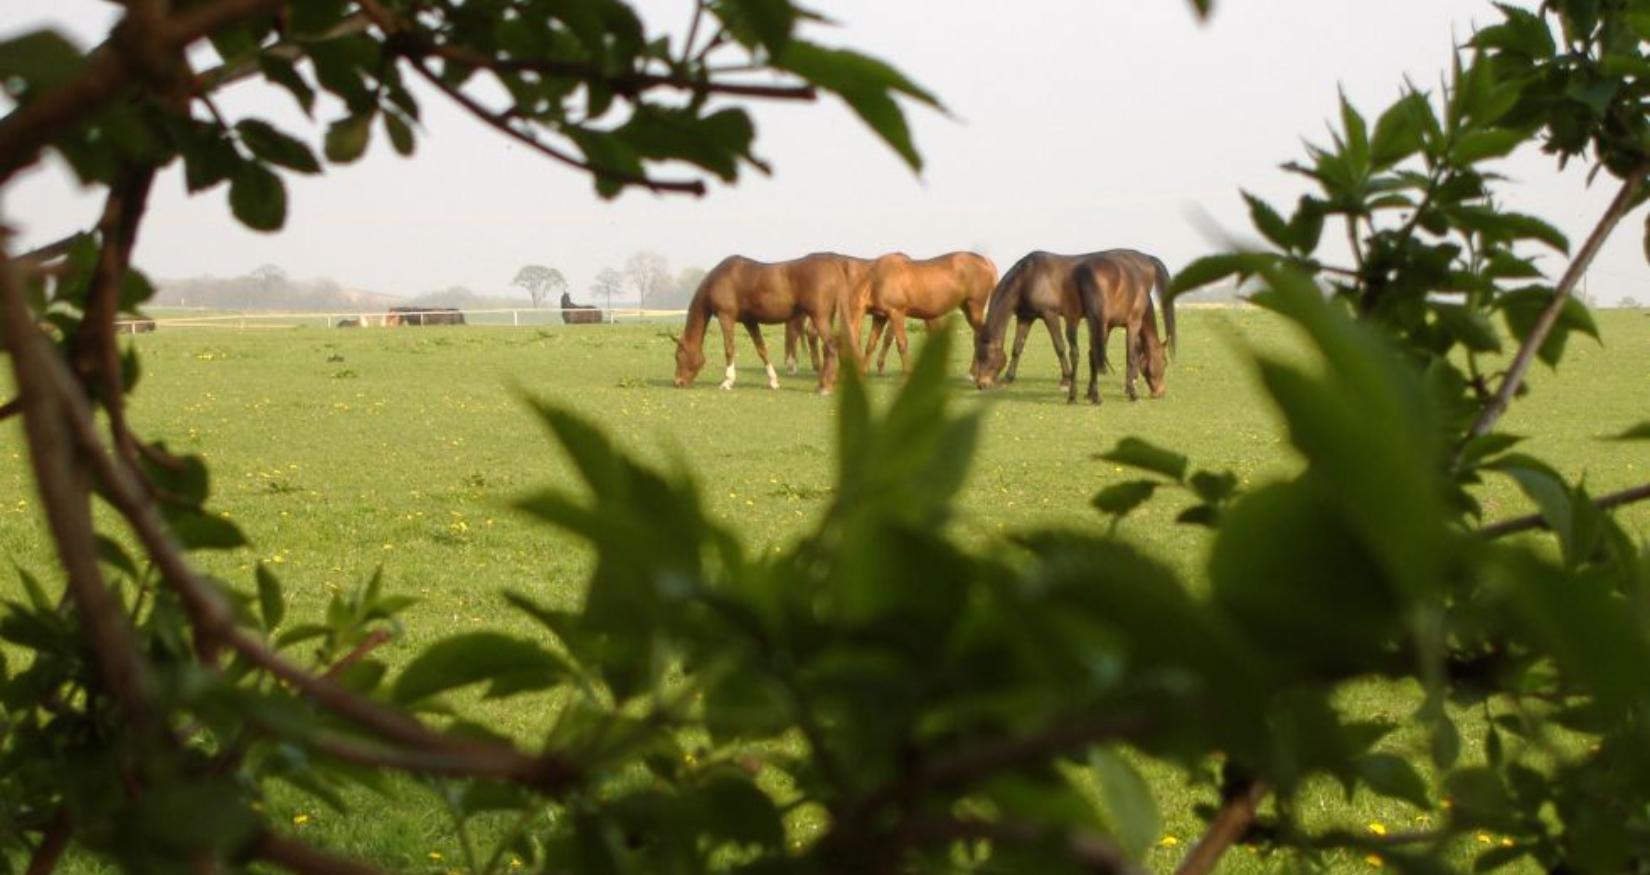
671;253;870;392
1072;250;1172;400
784;316;822;375
972;249;1175;403
849;252;998;375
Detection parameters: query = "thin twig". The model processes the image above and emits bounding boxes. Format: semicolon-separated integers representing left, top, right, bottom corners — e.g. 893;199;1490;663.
321;629;393;680
1173;780;1269;875
399;53;705;195
0;397;19;422
681;0;708;67
249;832;392;875
1463;170;1647;451
913;713;1150;793
1480;482;1650;539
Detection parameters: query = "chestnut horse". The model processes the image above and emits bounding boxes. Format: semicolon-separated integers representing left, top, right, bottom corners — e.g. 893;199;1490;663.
784;316;822;375
671;253;870;392
849;252;998;375
972;249;1174;403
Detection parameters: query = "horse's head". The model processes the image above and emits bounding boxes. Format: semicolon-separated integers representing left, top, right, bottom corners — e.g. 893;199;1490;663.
972;327;1006;390
669;332;704;387
1139;333;1168;399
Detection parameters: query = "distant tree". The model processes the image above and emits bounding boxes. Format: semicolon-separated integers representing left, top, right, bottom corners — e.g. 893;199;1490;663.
591;267;624;314
673;266;707;303
1621;295;1641;308
512;264;567;309
624;250;670;311
250;263;287;284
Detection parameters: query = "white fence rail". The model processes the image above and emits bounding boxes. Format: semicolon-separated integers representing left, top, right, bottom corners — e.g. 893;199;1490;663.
114;307;690;333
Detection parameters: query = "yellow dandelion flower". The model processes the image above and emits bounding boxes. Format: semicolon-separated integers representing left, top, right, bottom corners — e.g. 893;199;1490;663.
1364;854;1384;867
427;851;444;862
509;858;524;870
292;814;310;826
1476;833;1492;844
1158;835;1180;848
1368;822;1388;836
1500;838;1515;848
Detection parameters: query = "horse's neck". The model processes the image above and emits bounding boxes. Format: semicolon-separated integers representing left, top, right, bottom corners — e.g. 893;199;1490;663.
680;302;711;348
984;278;1021;343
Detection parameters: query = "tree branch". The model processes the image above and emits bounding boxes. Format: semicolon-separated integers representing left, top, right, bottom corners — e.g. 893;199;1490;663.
28;317;579;790
1462;170;1647;450
1173;780;1268;875
398;53;705;196
321;629;392;680
248;832;391;875
0;248;155;729
24;809;72;875
913;713;1150;794
1480;481;1650;539
73;165;155;469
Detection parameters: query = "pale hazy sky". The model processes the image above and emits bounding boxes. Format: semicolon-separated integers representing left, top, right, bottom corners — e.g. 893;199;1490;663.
4;0;1647;304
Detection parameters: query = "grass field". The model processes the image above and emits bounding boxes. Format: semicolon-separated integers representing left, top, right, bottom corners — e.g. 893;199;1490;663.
3;307;1647;872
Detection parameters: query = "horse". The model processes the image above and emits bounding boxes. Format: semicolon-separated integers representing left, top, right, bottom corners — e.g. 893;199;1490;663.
972;250;1174;403
560;291;603;325
670;253;871;393
1072;250;1172;400
848;252;998;375
388;306;466;326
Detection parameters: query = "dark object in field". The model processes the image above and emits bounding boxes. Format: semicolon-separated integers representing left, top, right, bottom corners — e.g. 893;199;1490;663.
560;292;603;324
973;249;1172;404
386;306;466;326
126;318;157;334
670;253;871;393
336;318;361;328
849;251;998;376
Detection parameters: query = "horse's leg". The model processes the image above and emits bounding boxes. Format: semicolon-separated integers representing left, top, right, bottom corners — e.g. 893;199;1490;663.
812;310;838;395
1065;318;1081;389
745;321;781;389
1041;313;1075;402
1123;321;1141;401
783;319;800;375
1085;312;1104;405
1004;317;1034;384
890;315;912;374
878;320;897;373
1098;324;1114;374
718;312;739;390
807;324;822;373
863;314;889;374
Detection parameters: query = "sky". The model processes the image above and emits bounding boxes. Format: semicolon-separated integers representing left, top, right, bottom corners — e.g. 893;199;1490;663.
3;0;1647;304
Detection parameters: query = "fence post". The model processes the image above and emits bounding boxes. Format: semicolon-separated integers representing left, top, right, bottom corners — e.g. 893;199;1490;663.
513;309;519;326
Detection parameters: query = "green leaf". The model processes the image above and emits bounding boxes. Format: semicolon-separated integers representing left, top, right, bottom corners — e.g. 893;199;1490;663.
1243;191;1295;251
256;563;286;631
324;113;374;164
1354;753;1431;809
697;777;785;849
382;112;415;157
1169;252;1272;295
167;508;249;551
724;0;797;55
1091;480;1159;518
228;161;287;232
235;119;321;174
1485;454;1572;549
777;40;938;171
1451;128;1526;164
0;30;85;94
1433;303;1503;353
1370;92;1428;168
1099;437;1187;482
391;632;567;704
1090;747;1161;859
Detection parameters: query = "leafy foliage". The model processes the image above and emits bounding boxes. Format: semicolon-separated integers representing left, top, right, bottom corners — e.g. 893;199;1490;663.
4;1;1650;874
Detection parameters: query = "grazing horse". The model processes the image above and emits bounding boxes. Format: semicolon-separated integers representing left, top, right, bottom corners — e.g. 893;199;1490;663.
1072;250;1171;400
972;250;1175;403
671;253;870;392
388;306;466;326
560;291;603;325
849;252;998;375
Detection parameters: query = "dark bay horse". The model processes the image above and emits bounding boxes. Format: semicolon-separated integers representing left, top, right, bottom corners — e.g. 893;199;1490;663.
972;250;1175;403
560;291;603;325
849;252;998;375
671;253;870;393
1073;250;1172;400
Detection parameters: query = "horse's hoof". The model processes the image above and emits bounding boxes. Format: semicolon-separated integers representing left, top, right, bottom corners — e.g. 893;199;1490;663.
767;379;780;390
719;382;734;391
817;388;833;397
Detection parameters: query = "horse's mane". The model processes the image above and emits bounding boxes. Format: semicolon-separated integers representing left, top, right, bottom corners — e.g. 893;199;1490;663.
981;252;1035;345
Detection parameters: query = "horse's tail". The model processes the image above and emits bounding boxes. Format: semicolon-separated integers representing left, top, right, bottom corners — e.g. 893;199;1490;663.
1151;255;1176;356
1073;260;1107;363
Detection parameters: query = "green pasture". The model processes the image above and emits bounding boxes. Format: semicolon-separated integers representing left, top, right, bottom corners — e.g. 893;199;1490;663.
2;307;1647;872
